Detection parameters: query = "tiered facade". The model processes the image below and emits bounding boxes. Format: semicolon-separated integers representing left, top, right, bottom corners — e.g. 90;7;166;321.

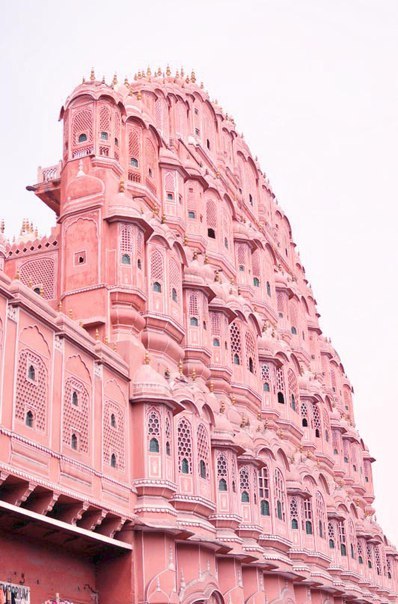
0;67;396;604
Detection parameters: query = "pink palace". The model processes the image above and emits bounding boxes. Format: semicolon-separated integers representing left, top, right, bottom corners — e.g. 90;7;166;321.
0;67;396;604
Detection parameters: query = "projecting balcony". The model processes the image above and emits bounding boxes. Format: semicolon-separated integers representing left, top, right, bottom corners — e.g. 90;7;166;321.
26;161;62;215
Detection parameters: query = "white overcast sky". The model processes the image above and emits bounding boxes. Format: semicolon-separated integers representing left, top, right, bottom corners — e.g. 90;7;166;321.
1;0;397;544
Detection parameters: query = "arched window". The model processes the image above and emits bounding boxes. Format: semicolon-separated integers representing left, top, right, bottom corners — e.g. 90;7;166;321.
277;392;284;404
110;413;116;428
233;354;240;365
224;237;228;249
28;365;36;381
302;418;308;427
291;394;296;411
339;521;347;556
263;382;270;392
248;357;254;373
25;410;33;428
253;277;260;287
316;491;326;539
200;459;207;479
72;391;78;406
292;518;298;529
153;281;162;292
219;478;227;491
110;453;117;468
305;520;313;535
266;281;271;296
291;326;297;335
241;491;249;502
100;131;108;140
33;287;41;295
78;133;87;143
130;157;139;167
207;228;216;239
71;433;78;450
190;317;199;326
149;437;159;453
213;338;220;347
188;210;195;219
172;288;178;302
217;453;228;491
166;441;171;456
122;253;131;265
181;458;189;473
261;500;270;516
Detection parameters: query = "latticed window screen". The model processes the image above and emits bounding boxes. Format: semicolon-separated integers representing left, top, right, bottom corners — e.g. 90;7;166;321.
230;322;241;362
375;545;382;575
148;408;161;436
290;497;299;527
316;491;326;538
150;249;164;282
72;108;93;143
211;312;221;335
99;105;111;134
302;498;312;527
177;417;192;474
197;423;209;479
103;401;125;469
128;125;141;165
328;521;336;547
145;138;157;178
240;466;250;493
313;404;321;434
206;200;217;228
274;468;286;520
217;453;228;479
164;171;176;196
189;293;200;318
276;368;285;392
169;257;180;301
245;331;257;374
120;224;134;257
63;377;89;453
367;542;373;567
20;258;55;300
15;350;47;431
339;520;347;554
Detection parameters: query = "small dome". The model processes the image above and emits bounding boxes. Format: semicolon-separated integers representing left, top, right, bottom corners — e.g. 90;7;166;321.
131;362;172;400
66;164;104;201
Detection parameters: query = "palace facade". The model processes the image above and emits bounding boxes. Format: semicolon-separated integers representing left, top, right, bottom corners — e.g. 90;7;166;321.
0;67;396;604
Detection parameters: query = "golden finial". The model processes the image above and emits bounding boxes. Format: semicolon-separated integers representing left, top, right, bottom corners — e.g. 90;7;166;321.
90;68;95;81
58;300;63;312
220;400;225;413
28;277;33;288
39;285;44;297
231;394;236;405
180;67;184;77
161;214;166;224
82;77;86;84
119;180;125;193
191;70;196;83
209;380;214;392
129;84;134;96
144;350;150;365
15;268;20;280
178;358;184;376
200;82;204;89
157;67;162;76
185;76;190;84
112;342;117;352
102;75;105;84
104;335;109;345
166;65;171;77
34;228;38;238
214;270;220;282
112;74;117;86
95;328;99;340
192;250;198;260
133;73;137;81
204;254;208;264
183;233;188;245
30;221;33;232
124;76;129;86
137;70;142;79
0;219;4;234
137;90;142;101
176;69;180;78
146;66;151;77
68;308;73;319
191;368;196;381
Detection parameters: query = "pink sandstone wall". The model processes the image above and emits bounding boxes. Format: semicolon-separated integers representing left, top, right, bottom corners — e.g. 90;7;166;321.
0;67;395;604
